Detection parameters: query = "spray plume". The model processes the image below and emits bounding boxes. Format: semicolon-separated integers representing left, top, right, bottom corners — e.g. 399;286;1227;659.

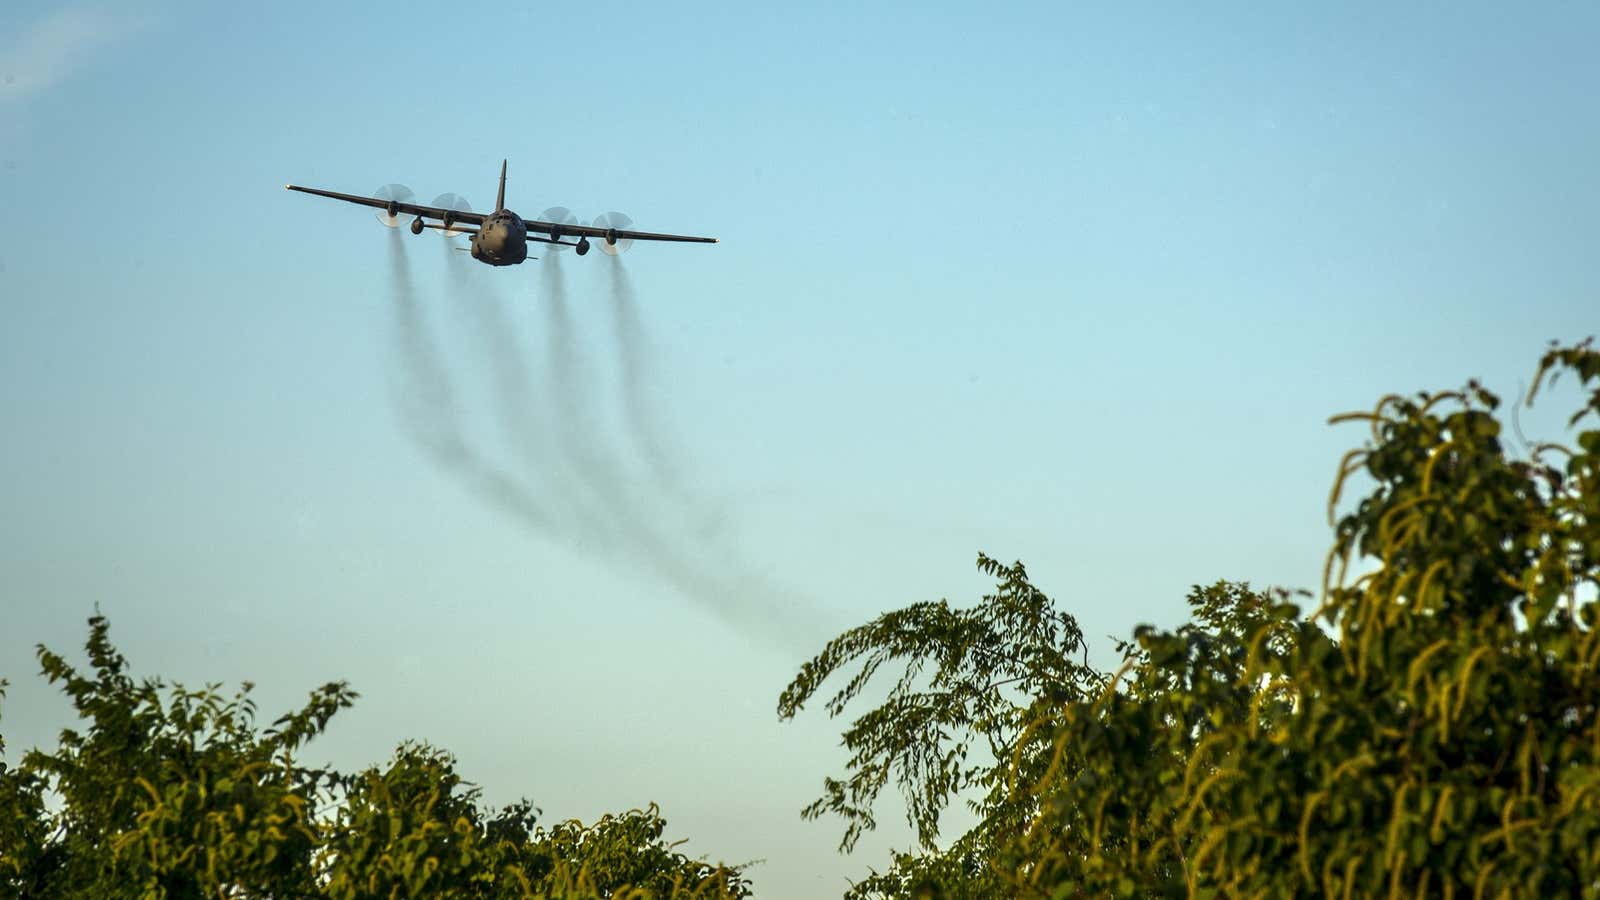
606;258;687;491
441;247;616;550
386;230;551;531
386;235;829;651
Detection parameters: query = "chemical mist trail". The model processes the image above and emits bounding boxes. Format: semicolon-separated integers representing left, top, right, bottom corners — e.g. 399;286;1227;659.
605;257;732;544
390;238;830;653
389;230;459;454
543;258;822;649
443;246;544;466
387;230;550;530
538;257;711;577
606;258;688;494
539;256;613;493
441;246;615;549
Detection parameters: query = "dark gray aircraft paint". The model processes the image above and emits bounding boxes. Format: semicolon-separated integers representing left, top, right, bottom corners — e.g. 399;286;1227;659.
286;160;717;266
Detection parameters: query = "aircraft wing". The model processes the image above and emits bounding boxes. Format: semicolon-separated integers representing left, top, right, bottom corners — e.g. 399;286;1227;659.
521;218;718;244
283;184;487;226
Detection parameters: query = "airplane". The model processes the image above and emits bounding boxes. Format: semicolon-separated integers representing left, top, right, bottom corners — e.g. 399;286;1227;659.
285;160;717;266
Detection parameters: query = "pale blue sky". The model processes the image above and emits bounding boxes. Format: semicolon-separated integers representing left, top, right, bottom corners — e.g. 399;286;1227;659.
2;2;1597;895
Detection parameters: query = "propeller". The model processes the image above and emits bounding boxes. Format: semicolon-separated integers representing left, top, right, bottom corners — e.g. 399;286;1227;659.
430;193;473;238
371;184;414;228
538;207;580;251
591;211;634;255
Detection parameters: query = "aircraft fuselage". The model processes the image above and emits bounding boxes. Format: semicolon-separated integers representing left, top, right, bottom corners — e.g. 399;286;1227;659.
469;211;529;266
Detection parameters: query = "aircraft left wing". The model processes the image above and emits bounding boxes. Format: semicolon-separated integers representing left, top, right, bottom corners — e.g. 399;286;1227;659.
283;185;487;226
521;218;718;244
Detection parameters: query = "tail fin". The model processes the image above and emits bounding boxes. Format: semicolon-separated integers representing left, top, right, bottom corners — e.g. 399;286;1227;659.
495;159;507;211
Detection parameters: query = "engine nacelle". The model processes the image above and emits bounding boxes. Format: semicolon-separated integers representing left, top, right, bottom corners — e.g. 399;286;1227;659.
604;228;618;246
410;217;424;235
386;200;399;218
550;224;563;241
576;238;590;256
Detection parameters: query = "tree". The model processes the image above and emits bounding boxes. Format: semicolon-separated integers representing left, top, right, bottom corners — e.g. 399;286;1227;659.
7;613;348;897
1013;339;1600;897
776;554;1105;859
0;616;751;899
784;339;1600;897
0;678;54;895
779;570;1295;899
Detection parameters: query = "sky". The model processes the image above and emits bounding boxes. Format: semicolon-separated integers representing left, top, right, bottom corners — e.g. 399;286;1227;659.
1;2;1597;895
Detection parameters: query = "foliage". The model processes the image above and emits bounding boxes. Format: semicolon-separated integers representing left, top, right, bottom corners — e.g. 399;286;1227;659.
1011;339;1600;897
0;679;53;895
778;556;1105;855
782;576;1294;900
7;614;348;897
532;806;753;899
785;339;1600;898
776;555;1106;865
0;618;750;899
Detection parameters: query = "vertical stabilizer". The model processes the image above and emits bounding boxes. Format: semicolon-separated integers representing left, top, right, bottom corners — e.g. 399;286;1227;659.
495;159;507;211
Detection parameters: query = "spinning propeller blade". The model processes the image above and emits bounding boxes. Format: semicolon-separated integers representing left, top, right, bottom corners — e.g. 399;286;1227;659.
430;193;474;238
591;211;634;255
540;207;581;251
371;184;414;227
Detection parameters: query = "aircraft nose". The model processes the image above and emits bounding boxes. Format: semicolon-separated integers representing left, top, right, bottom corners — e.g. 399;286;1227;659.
478;220;509;256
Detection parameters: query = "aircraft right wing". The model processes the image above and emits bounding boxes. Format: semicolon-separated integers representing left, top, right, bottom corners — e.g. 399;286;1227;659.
284;184;487;226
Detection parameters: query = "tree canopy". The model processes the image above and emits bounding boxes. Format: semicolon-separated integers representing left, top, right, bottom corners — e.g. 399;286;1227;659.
0;616;750;899
781;339;1600;897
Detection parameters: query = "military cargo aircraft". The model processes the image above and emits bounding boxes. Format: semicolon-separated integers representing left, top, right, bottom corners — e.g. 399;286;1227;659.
286;160;717;266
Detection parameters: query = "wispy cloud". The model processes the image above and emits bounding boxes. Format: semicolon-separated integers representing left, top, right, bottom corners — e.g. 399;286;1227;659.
0;8;144;104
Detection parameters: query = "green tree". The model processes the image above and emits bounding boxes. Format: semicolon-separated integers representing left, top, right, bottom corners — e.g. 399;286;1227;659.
13;613;349;897
0;678;55;894
1;617;751;899
785;339;1600;898
776;553;1118;898
1011;340;1600;897
531;806;753;899
780;570;1293;899
318;741;548;898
